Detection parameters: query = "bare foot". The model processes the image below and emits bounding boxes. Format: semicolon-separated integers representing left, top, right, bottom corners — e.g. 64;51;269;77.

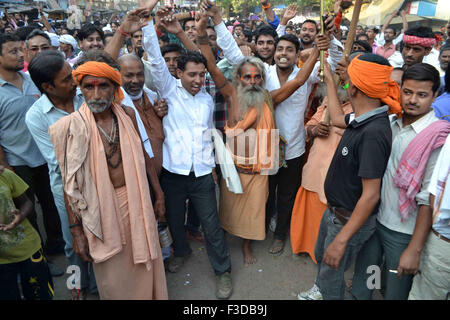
243;240;257;267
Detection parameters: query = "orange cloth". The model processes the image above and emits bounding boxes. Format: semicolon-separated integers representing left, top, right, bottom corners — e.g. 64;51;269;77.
49;102;160;270
290;187;327;263
290;100;353;263
347;56;402;117
219;173;268;240
72;61;124;102
225;103;276;173
93;186;167;300
302;100;353;203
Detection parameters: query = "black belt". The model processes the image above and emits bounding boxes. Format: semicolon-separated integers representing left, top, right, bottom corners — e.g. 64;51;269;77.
328;205;352;225
432;229;450;243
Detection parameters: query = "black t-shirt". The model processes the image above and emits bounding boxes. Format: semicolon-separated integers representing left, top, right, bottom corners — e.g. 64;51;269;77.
324;107;392;212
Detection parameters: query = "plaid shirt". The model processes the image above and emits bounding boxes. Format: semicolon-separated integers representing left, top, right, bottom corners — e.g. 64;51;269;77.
204;65;228;135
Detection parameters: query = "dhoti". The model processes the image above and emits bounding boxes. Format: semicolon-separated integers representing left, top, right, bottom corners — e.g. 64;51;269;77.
92;186;168;300
290;187;327;263
219;173;268;240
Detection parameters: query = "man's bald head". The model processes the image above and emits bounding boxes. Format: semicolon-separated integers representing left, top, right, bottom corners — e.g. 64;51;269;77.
118;53;144;69
119;54;146;97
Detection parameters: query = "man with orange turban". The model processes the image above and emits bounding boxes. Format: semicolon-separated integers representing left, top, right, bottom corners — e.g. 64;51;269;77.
350;63;448;300
299;53;395;300
48;51;168;300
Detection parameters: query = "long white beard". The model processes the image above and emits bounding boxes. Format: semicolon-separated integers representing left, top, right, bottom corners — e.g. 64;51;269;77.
236;83;266;119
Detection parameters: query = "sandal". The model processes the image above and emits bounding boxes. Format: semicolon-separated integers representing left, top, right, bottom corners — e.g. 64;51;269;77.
269;239;285;255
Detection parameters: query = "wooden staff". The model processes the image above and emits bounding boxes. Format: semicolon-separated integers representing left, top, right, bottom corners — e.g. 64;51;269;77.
319;0;325;82
324;0;363;124
174;11;194;20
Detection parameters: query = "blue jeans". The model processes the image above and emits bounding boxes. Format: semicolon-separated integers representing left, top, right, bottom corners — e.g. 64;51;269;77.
315;208;376;300
351;221;414;300
161;169;231;275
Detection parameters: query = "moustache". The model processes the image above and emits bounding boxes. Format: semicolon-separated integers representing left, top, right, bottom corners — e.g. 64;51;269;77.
86;99;111;113
242;85;264;93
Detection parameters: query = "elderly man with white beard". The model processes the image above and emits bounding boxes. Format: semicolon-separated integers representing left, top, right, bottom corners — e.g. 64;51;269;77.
194;8;331;266
201;0;342;256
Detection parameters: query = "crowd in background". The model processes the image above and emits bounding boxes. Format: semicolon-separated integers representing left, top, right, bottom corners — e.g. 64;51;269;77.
0;0;449;301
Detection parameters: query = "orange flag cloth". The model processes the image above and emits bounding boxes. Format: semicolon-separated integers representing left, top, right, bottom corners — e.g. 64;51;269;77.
72;61;124;102
347;56;402;117
225;104;277;174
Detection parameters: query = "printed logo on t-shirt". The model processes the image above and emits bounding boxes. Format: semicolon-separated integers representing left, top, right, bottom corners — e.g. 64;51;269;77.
0;187;25;253
342;146;349;156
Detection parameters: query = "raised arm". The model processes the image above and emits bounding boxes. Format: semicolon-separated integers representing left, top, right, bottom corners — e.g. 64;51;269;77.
37;3;55;33
202;1;245;65
141;1;177;97
398;10;407;33
156;6;198;52
381;10;398;34
282;4;298;25
195;11;239;126
270;34;330;106
104;7;149;60
260;0;278;28
323;61;347;128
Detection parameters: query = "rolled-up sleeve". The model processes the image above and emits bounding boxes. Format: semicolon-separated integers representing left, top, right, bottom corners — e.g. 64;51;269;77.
276;24;286;37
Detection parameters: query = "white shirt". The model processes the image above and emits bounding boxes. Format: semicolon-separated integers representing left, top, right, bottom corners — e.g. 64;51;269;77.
214;21;344;160
375;32;404;47
428;135;450;239
377;111;441;235
142;21;215;177
265;64;308;160
388;51;404;68
423;48;441;72
120;86;156;159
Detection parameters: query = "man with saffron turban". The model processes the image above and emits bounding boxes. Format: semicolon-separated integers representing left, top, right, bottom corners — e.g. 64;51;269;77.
48;51;168;300
298;53;397;300
350;63;449;300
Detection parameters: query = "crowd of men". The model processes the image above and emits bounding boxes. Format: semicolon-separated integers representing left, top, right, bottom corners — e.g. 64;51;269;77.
0;0;449;301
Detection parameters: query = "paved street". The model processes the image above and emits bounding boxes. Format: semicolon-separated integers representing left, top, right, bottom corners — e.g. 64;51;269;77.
49;232;366;300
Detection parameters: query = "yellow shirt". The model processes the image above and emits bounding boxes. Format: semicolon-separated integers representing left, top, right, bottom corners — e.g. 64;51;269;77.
0;169;41;264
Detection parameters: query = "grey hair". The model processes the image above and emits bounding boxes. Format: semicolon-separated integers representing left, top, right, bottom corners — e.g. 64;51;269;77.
118;53;144;69
232;56;266;87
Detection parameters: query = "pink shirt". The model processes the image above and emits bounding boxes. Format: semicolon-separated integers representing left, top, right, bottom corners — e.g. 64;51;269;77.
376;43;396;59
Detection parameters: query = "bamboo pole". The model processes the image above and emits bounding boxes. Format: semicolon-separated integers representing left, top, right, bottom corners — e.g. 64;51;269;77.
319;0;325;82
324;0;363;124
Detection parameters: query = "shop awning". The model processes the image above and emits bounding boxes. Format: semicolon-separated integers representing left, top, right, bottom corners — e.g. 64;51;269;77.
344;0;405;26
